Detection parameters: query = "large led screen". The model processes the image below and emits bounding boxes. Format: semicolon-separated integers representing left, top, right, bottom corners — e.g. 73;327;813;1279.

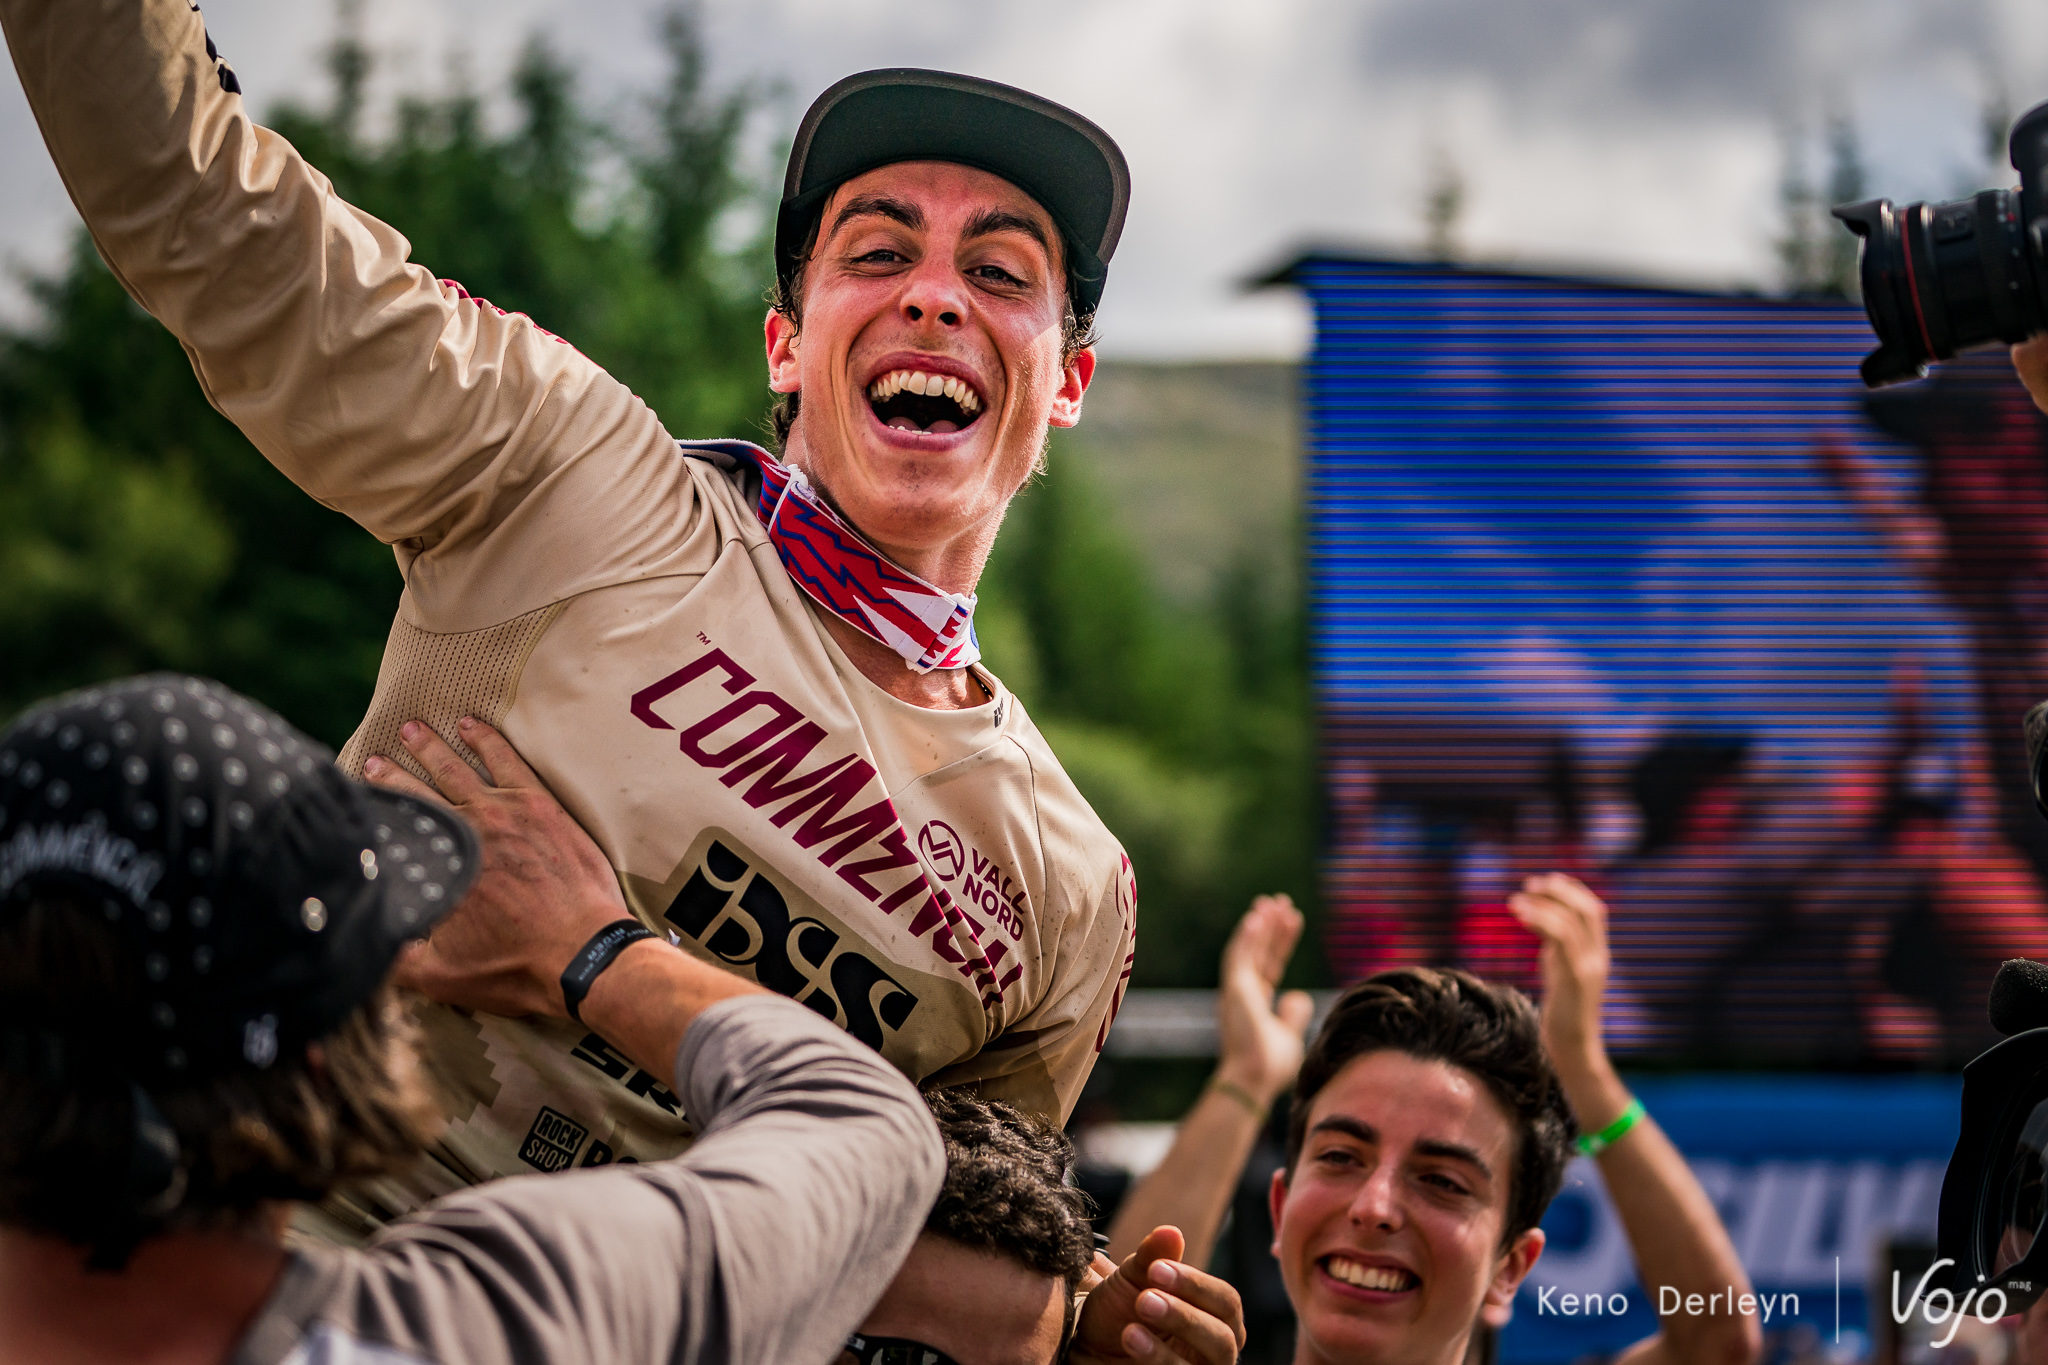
1296;255;2048;1064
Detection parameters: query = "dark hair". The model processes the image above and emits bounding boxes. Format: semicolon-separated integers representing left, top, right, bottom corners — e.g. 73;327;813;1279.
0;895;440;1256
921;1087;1096;1340
765;209;1100;451
1285;967;1575;1245
1627;733;1749;856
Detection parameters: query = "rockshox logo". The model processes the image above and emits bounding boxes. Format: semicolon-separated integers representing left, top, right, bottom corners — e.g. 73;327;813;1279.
518;1107;589;1173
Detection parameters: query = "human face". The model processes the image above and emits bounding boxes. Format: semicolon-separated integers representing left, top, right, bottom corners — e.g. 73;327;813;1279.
838;1234;1067;1365
1269;1051;1544;1365
765;161;1095;585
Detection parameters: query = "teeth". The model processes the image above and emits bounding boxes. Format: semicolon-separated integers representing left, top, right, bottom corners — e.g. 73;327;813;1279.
1327;1257;1415;1292
866;369;982;416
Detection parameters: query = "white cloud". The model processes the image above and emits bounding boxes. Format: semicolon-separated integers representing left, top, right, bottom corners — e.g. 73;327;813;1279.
7;0;2048;354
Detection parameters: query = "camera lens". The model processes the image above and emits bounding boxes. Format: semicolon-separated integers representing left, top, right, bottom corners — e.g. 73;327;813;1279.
1833;190;2042;388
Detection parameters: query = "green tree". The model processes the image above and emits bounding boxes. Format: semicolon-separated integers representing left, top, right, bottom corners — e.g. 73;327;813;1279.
1777;114;1866;299
980;445;1320;989
0;4;770;740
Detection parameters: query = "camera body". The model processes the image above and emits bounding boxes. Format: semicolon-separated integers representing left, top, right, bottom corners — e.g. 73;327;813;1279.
1834;101;2048;387
1938;1023;2048;1310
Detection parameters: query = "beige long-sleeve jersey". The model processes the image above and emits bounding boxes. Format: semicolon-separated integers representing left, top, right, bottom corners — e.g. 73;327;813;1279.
2;0;1136;1235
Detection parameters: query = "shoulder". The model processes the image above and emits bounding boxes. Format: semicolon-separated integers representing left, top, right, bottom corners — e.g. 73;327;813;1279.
994;692;1136;934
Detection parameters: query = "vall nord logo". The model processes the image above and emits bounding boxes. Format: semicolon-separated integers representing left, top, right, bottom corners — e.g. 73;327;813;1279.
918;820;966;881
917;819;1025;941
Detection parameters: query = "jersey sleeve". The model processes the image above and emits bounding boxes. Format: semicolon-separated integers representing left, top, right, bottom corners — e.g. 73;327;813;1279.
0;0;697;629
929;851;1137;1121
349;995;943;1365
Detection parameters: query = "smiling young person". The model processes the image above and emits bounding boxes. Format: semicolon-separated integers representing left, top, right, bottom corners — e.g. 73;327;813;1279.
1269;969;1576;1365
1;0;1138;1237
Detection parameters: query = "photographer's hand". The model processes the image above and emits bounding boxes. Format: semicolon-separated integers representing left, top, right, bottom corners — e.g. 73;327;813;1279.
2015;336;2048;417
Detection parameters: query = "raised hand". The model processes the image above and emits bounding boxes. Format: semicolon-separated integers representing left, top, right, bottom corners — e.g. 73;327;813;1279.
1215;894;1316;1107
1505;872;1610;1072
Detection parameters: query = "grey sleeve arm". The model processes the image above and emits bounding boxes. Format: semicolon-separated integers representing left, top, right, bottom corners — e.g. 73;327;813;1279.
666;995;945;1363
362;996;942;1365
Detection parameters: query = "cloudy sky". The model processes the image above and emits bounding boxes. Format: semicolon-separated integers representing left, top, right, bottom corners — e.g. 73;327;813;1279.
5;0;2048;356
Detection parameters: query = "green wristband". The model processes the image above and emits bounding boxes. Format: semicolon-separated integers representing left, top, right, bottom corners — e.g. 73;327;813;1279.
1210;1078;1268;1121
1575;1097;1645;1157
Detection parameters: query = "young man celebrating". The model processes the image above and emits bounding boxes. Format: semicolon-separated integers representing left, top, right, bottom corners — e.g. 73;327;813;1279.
1;0;1138;1230
1267;896;1760;1365
1267;967;1575;1365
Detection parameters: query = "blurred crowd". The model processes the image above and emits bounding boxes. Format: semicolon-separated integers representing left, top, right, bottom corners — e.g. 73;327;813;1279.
1325;355;2048;1067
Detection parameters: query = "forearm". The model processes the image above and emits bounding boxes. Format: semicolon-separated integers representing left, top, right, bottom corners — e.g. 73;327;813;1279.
1556;1055;1759;1365
573;939;764;1084
673;995;945;1361
1105;1075;1268;1266
386;993;943;1364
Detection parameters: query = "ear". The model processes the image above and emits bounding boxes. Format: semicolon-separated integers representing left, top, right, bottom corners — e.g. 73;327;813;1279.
1479;1227;1545;1328
1268;1166;1291;1260
765;308;801;395
1046;346;1096;429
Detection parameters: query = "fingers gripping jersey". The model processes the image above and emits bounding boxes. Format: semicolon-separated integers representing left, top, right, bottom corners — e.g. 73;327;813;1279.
0;0;1136;1237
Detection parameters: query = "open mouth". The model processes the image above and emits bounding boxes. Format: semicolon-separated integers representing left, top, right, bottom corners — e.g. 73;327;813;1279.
1323;1256;1420;1294
867;368;984;434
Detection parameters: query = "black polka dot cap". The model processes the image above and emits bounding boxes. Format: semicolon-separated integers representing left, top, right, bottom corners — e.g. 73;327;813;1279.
0;675;479;1080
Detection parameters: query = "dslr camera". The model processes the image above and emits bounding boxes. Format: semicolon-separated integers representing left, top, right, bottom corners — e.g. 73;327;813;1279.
1834;100;2048;387
1934;718;2048;1310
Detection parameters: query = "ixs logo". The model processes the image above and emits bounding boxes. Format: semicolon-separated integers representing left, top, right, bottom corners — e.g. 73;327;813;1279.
660;834;921;1051
917;820;1025;941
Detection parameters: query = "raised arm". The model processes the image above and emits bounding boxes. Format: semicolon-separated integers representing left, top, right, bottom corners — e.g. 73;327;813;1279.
1;0;682;618
1105;894;1313;1265
1508;874;1761;1365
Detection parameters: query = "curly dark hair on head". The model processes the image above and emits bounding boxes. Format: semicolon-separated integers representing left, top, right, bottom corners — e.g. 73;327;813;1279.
921;1087;1097;1290
764;213;1100;453
1285;967;1577;1246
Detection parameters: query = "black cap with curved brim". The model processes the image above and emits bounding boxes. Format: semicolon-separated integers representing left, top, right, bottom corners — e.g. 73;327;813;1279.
0;675;478;1082
777;68;1130;318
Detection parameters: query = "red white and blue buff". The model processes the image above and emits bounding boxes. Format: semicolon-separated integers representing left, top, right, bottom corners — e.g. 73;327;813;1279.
680;441;981;675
